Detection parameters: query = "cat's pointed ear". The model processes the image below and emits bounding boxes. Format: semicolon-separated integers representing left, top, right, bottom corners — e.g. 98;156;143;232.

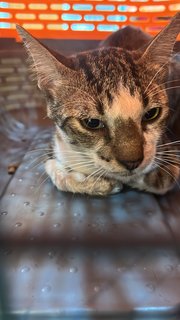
139;12;180;66
16;25;76;90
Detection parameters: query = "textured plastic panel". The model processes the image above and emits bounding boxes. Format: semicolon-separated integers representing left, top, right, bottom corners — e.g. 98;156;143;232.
1;126;180;318
0;0;179;40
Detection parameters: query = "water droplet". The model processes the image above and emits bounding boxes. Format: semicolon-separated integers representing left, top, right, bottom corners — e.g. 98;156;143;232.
15;222;22;227
1;211;8;216
24;201;30;207
57;201;64;207
3;249;12;255
146;283;155;292
21;266;30;273
35;172;40;176
166;264;174;272
41;285;51;293
18;178;23;182
73;212;81;217
11;193;15;197
24;166;29;170
40;212;45;216
147;210;154;217
69;266;78;273
48;251;55;259
94;285;100;292
53;223;60;228
117;267;125;273
42;193;47;198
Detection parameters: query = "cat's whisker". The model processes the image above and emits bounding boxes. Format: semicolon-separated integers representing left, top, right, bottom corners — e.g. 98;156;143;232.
31;168;50;199
62;157;94;163
35;174;50;195
63;162;95;172
63;165;95;173
157;146;180;153
64;160;94;166
144;51;179;95
148;85;180;99
30;157;51;172
54;152;89;160
156;159;180;165
27;151;55;170
156;153;180;160
90;168;107;191
160;158;180;166
154;159;180;189
156;153;180;161
27;153;51;169
85;166;104;181
26;148;53;154
155;158;180;183
34;169;49;192
28;154;54;166
144;64;166;95
158;140;180;147
86;167;104;180
146;79;180;96
155;156;179;170
163;79;180;87
157;150;180;154
55;150;91;156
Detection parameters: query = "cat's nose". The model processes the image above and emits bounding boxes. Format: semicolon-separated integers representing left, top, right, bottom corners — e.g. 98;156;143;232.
121;159;142;171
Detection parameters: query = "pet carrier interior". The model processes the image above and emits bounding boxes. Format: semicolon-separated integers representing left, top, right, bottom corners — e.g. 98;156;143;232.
0;1;180;319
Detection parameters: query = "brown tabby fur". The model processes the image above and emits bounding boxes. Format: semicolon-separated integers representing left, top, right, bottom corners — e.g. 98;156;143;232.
16;13;180;195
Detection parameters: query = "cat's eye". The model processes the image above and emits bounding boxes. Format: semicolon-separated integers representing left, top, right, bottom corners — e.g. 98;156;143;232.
143;107;161;122
81;118;105;130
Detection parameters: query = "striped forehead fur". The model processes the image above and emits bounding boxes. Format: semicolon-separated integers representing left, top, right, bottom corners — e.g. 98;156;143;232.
74;48;144;106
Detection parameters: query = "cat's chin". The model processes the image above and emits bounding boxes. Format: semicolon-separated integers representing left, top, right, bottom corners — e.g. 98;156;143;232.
106;161;155;181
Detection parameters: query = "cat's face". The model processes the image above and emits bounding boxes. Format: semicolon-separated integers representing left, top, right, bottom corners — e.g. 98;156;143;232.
16;13;179;179
52;48;169;178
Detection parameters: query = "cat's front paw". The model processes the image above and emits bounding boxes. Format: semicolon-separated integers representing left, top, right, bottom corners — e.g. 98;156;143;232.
144;163;180;194
45;159;122;196
129;163;180;195
45;159;85;190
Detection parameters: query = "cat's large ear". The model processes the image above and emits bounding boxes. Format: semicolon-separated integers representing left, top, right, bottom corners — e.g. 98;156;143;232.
139;12;180;66
16;25;76;90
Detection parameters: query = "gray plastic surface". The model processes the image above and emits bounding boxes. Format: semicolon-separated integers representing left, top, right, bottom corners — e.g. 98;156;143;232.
1;128;180;319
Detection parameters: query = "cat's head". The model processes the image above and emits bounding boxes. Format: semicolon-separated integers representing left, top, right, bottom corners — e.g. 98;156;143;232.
16;13;180;179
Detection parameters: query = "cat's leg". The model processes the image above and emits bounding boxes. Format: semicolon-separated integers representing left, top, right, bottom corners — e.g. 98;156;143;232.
129;163;180;195
45;159;122;196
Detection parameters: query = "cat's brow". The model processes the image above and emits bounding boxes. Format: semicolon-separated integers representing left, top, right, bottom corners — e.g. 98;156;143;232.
124;51;149;107
109;86;142;120
96;101;105;115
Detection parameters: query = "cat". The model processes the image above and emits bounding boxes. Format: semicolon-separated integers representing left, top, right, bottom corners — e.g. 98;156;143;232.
16;12;180;196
